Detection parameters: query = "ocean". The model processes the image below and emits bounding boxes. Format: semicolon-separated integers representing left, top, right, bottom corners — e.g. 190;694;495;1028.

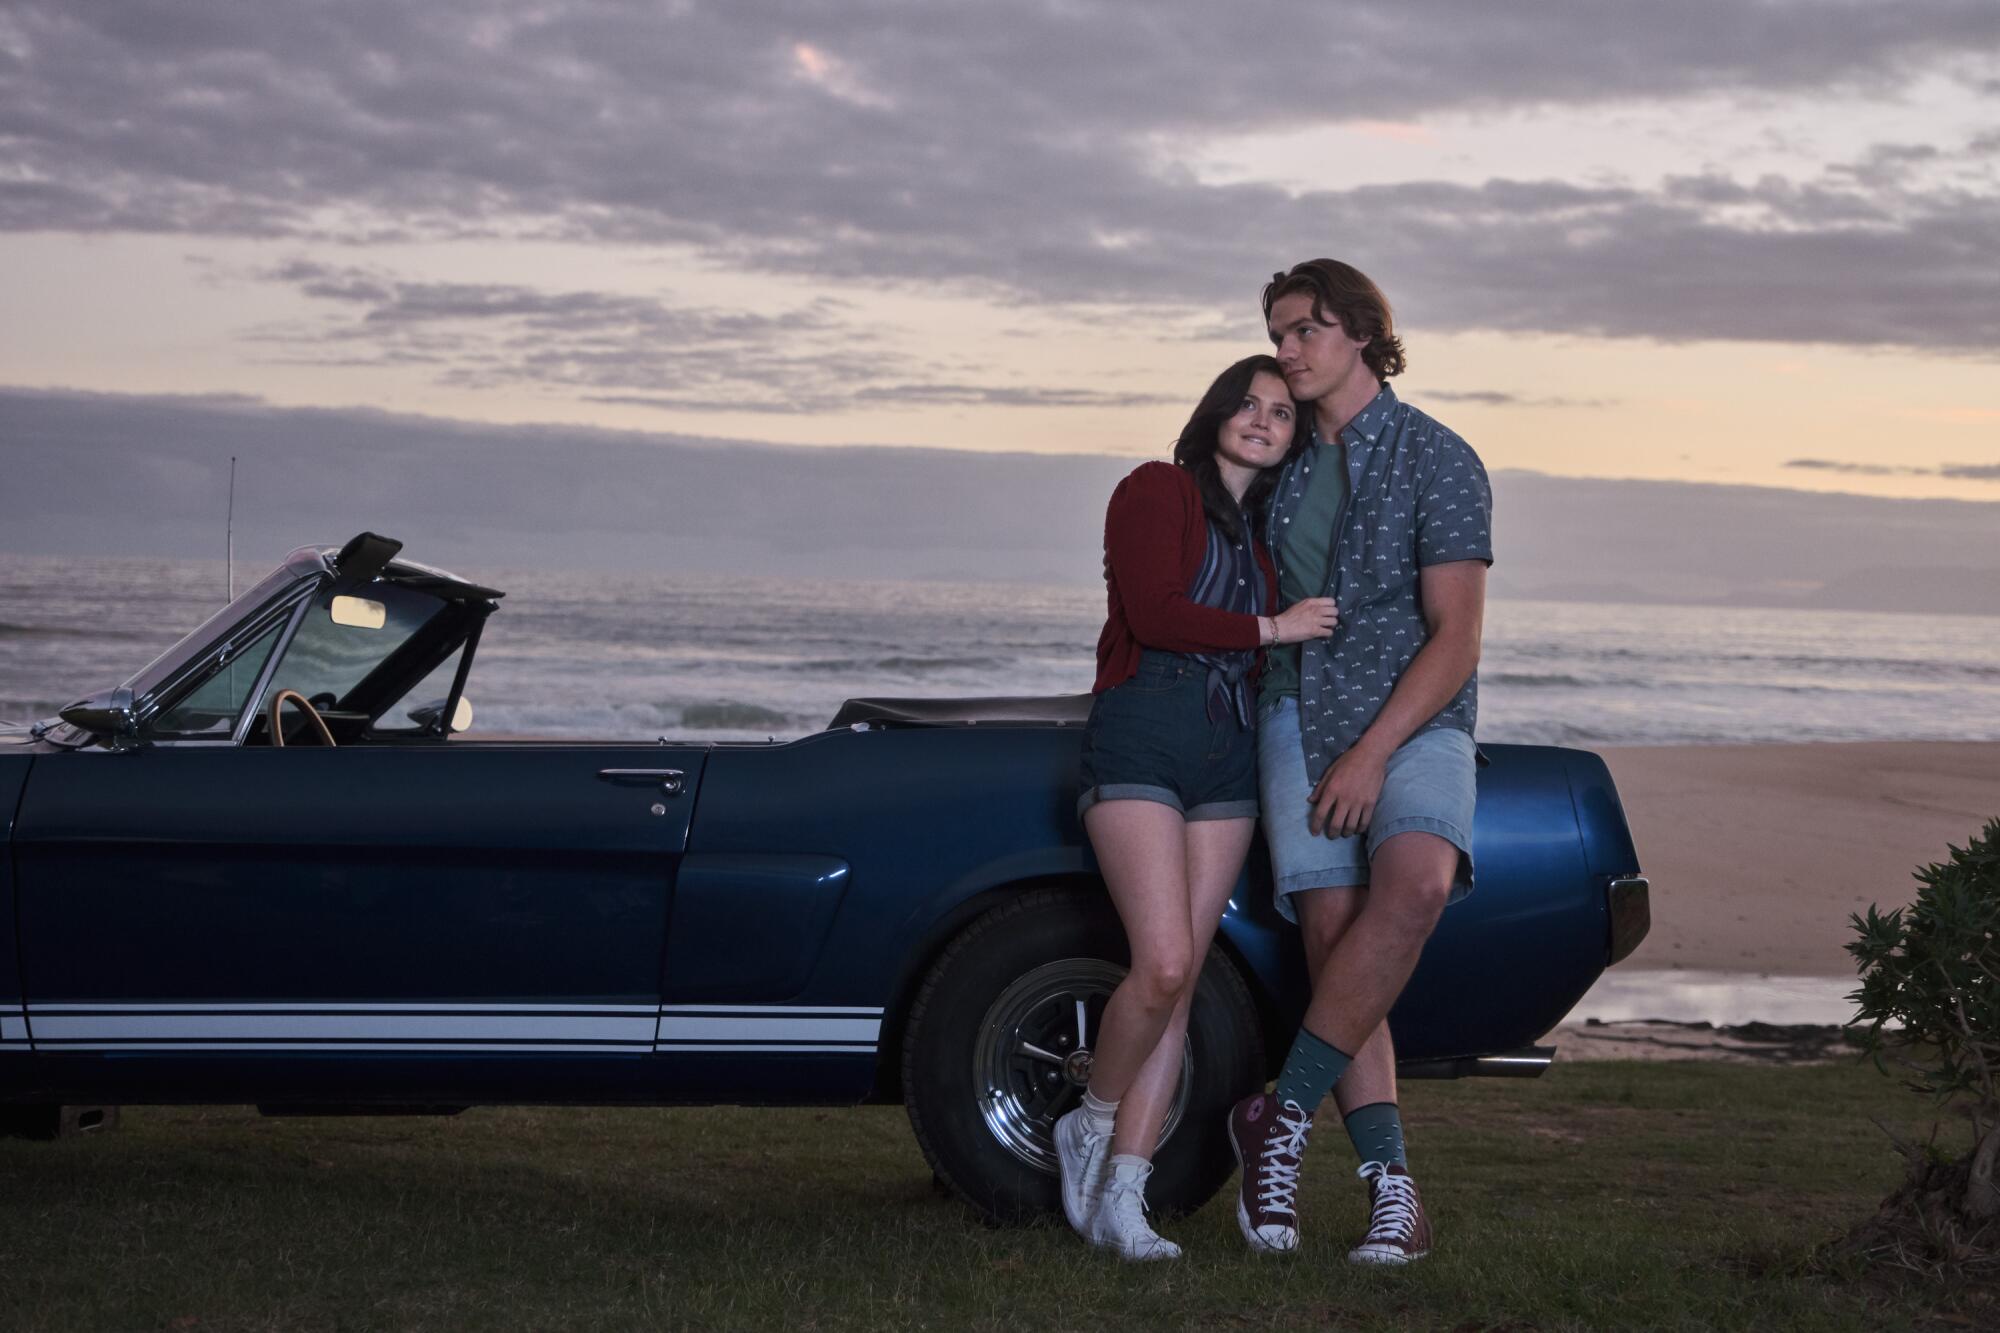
3;552;1998;747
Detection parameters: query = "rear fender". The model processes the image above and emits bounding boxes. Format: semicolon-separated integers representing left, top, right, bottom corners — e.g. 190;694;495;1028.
868;864;1098;1102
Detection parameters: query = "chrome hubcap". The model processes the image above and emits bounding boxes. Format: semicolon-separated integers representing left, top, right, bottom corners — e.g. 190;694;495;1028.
1061;1048;1094;1086
973;957;1193;1175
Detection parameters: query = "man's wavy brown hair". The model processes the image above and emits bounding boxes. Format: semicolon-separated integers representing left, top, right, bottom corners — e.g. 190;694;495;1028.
1261;259;1406;380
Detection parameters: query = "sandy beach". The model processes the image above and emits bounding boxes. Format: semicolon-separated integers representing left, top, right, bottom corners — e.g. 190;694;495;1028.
1599;740;2000;977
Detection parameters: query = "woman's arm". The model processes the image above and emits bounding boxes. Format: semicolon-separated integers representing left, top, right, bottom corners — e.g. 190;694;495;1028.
1108;463;1315;655
1104;465;1261;654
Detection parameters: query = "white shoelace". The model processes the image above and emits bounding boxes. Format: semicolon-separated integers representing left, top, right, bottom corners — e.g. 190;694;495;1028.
1360;1165;1420;1243
1255;1100;1313;1215
1098;1175;1174;1255
1103;1178;1150;1227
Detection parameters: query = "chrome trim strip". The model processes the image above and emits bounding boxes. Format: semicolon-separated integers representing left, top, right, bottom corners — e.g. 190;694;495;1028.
1470;1052;1554;1073
1398;1045;1555;1080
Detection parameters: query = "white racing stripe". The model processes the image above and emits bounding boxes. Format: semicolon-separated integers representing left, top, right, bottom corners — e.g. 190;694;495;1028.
654;1044;879;1054
50;1043;654;1054
28;1001;660;1014
15;1001;887;1055
34;1014;657;1043
655;1016;881;1044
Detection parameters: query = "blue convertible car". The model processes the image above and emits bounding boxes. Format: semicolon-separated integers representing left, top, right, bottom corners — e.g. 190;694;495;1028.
0;535;1648;1219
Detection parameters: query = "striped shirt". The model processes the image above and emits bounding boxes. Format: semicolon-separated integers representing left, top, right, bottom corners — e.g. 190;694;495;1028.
1187;513;1267;728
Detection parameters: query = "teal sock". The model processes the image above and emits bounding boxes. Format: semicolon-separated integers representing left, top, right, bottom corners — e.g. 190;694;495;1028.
1342;1101;1407;1168
1272;1028;1351;1115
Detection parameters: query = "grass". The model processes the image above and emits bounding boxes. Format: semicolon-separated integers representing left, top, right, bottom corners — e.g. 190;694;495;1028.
0;1061;1979;1331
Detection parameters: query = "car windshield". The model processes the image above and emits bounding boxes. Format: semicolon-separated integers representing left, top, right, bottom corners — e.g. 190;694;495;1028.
144;614;290;739
121;564;301;699
258;583;449;714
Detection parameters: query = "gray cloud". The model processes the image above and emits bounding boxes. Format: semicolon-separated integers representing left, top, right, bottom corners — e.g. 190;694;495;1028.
1416;389;1614;409
1787;457;2000;480
2;3;1998;351
246;258;1162;413
1786;459;1921;476
6;387;2000;613
847;384;1178;409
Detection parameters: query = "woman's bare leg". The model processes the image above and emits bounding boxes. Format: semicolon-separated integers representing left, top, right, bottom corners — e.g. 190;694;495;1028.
1113;816;1256;1156
1080;800;1194;1102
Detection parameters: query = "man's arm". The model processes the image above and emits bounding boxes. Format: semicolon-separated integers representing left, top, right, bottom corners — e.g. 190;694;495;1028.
1307;560;1486;837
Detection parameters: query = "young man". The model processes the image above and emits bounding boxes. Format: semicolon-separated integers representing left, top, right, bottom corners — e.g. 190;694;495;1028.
1226;259;1492;1265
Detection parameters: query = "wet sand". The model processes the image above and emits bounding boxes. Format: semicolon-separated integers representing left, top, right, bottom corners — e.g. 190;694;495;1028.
1598;740;2000;977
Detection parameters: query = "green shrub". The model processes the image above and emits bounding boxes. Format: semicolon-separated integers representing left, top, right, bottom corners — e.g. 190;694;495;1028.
1849;817;2000;1220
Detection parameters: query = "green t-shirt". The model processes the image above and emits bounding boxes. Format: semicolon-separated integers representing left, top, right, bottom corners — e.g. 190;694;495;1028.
1260;439;1347;702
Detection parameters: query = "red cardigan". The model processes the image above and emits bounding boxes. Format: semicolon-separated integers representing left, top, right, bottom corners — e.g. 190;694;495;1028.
1093;461;1278;693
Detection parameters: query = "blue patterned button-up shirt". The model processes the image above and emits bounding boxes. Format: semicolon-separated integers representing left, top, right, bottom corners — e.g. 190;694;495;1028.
1263;382;1493;777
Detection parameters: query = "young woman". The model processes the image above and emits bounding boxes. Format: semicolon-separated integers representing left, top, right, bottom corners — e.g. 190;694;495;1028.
1058;355;1338;1259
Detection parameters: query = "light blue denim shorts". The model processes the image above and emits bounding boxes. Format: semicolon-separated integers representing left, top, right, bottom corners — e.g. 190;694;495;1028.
1256;696;1476;923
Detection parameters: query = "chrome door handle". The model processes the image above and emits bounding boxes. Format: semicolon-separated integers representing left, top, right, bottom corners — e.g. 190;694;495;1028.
598;768;685;796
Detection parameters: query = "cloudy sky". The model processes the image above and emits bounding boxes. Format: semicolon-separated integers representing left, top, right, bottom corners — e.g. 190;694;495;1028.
3;1;1999;511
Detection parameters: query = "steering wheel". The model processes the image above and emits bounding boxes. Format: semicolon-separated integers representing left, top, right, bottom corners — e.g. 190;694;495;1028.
269;689;336;747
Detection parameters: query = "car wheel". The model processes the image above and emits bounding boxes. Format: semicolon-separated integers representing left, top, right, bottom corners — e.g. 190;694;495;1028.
901;886;1265;1224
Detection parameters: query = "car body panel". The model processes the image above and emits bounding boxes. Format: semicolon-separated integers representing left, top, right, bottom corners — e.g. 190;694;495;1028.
1566;750;1643;884
662;853;853;1003
1;539;1648;1115
1388;743;1606;1057
13;744;707;1099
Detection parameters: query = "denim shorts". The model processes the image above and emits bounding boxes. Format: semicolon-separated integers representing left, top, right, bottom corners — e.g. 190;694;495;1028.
1256;696;1476;922
1077;651;1259;822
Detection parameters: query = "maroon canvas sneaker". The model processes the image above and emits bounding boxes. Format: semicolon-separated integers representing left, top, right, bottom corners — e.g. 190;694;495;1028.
1348;1161;1432;1265
1226;1092;1312;1252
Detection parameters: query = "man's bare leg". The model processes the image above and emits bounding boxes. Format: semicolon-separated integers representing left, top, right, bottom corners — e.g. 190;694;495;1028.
1297;833;1454;1264
1297;889;1403;1153
1299;831;1457;1053
1228;834;1453;1257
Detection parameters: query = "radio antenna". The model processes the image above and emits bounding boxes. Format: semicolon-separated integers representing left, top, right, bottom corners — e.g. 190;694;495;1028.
226;455;237;602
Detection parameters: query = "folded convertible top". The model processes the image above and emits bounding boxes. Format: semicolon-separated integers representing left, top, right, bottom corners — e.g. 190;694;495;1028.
827;695;1092;730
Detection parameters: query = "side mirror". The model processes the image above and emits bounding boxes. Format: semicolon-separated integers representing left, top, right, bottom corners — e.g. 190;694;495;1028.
59;687;139;746
406;695;474;734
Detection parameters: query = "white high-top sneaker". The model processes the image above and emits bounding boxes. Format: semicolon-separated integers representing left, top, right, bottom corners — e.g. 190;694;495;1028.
1054;1106;1112;1236
1086;1157;1182;1261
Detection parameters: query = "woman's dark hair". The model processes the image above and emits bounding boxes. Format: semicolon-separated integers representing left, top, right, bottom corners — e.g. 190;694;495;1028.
1261;258;1406;380
1172;354;1299;545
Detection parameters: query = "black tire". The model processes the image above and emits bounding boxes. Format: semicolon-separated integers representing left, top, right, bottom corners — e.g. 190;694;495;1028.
901;886;1265;1224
